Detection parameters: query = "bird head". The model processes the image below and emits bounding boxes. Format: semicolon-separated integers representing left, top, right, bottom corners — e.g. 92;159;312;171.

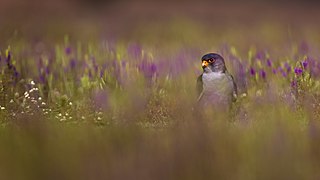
201;53;226;73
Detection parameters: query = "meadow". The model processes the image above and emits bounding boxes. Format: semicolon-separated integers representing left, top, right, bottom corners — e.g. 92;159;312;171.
1;2;320;179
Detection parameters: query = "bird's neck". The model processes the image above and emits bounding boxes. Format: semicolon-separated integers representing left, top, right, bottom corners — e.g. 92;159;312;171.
204;63;226;73
204;67;226;74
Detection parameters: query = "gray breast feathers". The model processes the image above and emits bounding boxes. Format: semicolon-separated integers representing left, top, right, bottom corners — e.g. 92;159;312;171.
198;71;237;107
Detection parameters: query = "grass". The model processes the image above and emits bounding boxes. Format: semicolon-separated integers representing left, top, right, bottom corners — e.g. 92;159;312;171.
1;18;320;179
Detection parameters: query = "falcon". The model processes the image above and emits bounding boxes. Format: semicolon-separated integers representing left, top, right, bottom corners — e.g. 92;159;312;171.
197;53;237;110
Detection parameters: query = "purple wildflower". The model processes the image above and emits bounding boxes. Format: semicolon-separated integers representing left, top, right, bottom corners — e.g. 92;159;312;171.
282;71;287;77
94;65;98;73
255;51;265;60
267;59;272;67
13;67;19;77
150;63;157;74
14;71;19;78
250;67;256;76
100;70;105;78
39;75;46;84
121;60;126;67
138;60;157;79
88;70;93;79
70;59;77;69
294;67;303;75
272;68;277;74
7;63;13;69
65;47;72;55
291;80;297;88
278;67;287;77
302;60;308;69
45;67;50;75
284;62;291;72
260;69;266;79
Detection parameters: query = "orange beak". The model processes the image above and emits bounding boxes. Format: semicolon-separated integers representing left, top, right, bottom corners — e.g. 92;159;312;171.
202;61;209;68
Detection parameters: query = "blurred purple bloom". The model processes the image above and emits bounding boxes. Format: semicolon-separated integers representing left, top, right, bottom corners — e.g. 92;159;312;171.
272;68;277;74
45;67;50;75
267;59;272;67
284;62;291;72
65;47;72;55
70;59;77;69
88;70;93;78
294;67;303;75
260;69;266;79
291;80;297;88
100;70;105;78
7;63;13;69
94;65;99;74
302;60;308;69
14;71;19;78
278;67;287;77
255;51;265;60
121;60;126;67
39;74;46;84
138;60;157;79
249;67;256;76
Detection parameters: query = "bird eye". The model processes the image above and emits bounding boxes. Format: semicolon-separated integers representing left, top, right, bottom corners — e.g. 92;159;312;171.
208;58;214;63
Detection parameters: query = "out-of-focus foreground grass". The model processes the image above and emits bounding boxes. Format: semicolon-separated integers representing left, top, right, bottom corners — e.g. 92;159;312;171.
1;107;320;180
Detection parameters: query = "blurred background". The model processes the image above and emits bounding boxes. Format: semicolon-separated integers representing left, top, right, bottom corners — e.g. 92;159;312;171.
1;0;320;43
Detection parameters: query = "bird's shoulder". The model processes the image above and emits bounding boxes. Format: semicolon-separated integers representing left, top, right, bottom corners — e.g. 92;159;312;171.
225;71;238;101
